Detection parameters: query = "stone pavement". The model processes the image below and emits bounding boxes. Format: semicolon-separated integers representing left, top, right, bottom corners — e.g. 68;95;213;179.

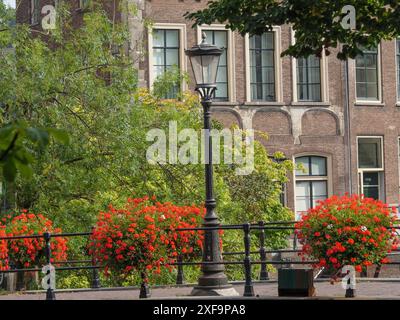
1;280;400;300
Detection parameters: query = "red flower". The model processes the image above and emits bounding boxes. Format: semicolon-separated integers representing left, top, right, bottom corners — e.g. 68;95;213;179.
89;197;205;279
296;194;397;274
329;257;338;264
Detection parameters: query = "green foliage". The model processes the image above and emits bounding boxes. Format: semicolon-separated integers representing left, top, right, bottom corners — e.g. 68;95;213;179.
0;0;294;286
185;0;400;59
57;272;90;289
152;66;189;100
0;3;69;182
0;123;69;182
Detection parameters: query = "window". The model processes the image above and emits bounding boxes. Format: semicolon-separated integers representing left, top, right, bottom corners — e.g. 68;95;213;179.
249;33;275;101
398;138;400;201
358;137;383;169
79;0;91;9
355;47;380;101
203;30;229;101
0;181;5;213
31;0;40;25
397;39;400;101
152;29;181;99
295;156;329;219
296;55;321;102
357;137;384;200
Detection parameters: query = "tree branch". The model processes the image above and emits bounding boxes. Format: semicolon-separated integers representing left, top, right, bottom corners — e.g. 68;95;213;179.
63;152;114;165
0;132;19;162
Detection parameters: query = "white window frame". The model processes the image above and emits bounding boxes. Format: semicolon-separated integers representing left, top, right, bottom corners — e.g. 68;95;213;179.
31;0;40;25
196;24;235;103
293;154;333;219
354;45;383;104
356;136;385;200
147;23;187;93
244;26;283;103
398;137;400;197
79;0;91;9
290;29;329;103
396;39;400;104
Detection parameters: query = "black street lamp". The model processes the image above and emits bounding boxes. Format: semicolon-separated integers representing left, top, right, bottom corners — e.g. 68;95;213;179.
186;33;238;296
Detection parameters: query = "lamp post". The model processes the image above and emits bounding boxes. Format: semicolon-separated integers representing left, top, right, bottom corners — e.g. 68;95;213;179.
186;33;238;296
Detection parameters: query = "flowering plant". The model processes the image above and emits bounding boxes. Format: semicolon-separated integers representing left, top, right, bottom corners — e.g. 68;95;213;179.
0;226;8;271
2;211;68;269
296;195;399;273
89;196;205;278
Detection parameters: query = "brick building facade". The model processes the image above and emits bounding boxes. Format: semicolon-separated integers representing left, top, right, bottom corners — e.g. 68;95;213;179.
16;0;400;217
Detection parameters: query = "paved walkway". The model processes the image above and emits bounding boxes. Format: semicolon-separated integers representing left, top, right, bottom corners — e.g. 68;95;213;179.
1;280;400;300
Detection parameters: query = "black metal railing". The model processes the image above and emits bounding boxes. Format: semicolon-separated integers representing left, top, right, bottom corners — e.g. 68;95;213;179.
0;220;399;299
0;229;101;299
172;220;400;297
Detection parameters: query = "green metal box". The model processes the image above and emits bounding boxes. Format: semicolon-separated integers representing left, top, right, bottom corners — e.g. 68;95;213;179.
278;269;315;297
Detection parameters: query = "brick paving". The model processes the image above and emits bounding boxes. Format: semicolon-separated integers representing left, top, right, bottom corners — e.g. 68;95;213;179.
1;280;400;300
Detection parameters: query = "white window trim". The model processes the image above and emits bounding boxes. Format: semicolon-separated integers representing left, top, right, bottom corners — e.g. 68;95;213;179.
290;29;329;103
398;137;400;196
293;154;333;219
31;0;39;25
356;136;385;200
196;24;235;103
356;136;384;172
354;44;383;105
396;39;400;104
79;0;90;9
147;23;187;92
244;27;283;103
358;171;385;201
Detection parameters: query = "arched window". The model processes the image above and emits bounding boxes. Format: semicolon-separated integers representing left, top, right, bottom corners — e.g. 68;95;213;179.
295;156;329;219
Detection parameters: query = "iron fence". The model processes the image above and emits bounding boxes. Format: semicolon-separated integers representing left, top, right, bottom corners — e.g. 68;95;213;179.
0;220;399;299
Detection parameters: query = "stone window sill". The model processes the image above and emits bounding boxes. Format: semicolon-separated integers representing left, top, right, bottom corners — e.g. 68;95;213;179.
290;102;331;107
242;101;286;107
354;102;385;107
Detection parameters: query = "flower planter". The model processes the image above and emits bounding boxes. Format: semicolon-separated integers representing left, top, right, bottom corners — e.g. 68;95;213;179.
278;268;315;297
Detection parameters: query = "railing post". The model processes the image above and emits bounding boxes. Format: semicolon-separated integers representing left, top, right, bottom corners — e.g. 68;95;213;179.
374;265;381;278
293;232;298;250
44;232;56;301
90;227;101;289
139;272;151;298
258;221;269;280
176;255;185;285
243;223;255;297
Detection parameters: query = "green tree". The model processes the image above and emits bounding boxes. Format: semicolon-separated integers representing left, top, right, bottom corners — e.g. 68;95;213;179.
0;1;69;182
1;0;294;286
185;0;400;59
